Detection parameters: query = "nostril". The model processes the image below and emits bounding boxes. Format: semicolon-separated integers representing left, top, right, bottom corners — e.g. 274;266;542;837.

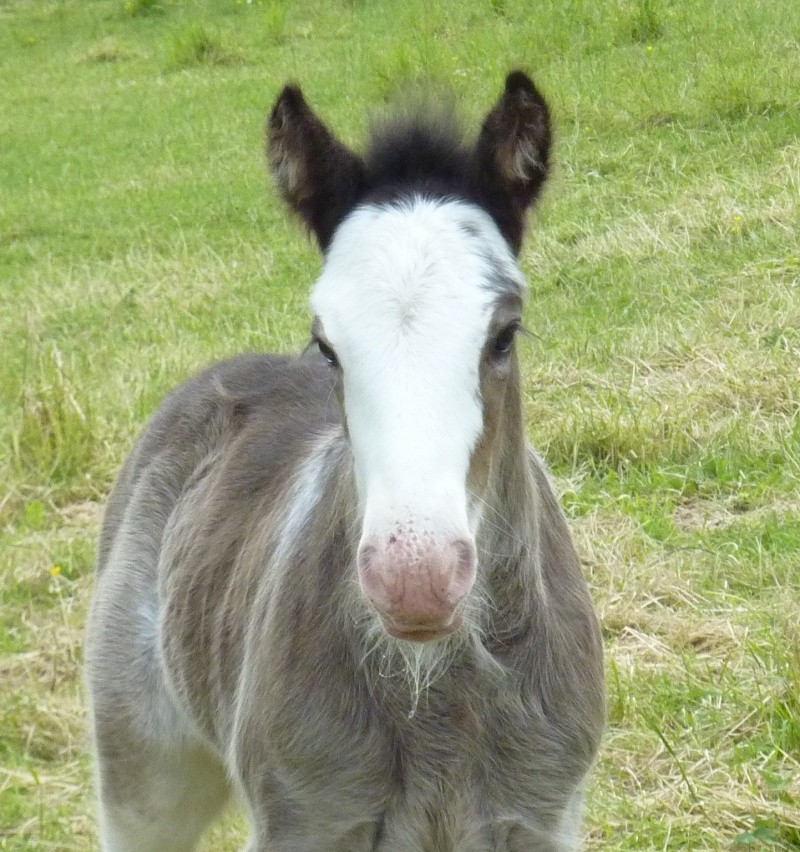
453;538;477;580
357;544;377;575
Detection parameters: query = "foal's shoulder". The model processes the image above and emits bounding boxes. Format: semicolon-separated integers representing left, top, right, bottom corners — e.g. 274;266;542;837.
147;351;334;434
113;352;335;505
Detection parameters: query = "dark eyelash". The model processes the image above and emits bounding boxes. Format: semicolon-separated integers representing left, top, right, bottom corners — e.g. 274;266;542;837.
314;337;339;368
492;321;521;357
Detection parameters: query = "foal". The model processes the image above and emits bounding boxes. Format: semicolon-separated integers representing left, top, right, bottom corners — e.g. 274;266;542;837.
86;71;604;851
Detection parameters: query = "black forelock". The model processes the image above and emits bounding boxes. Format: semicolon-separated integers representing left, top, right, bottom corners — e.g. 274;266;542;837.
359;104;475;207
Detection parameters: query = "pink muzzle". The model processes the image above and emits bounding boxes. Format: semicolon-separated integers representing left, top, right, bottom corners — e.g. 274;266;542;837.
357;533;477;642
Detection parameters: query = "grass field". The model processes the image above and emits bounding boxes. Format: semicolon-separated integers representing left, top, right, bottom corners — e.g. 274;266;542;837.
1;0;799;848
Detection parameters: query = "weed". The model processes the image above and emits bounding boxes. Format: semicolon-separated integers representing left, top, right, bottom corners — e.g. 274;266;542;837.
122;0;164;18
261;3;287;46
626;0;663;43
733;822;787;847
10;347;98;500
79;36;134;64
167;22;242;68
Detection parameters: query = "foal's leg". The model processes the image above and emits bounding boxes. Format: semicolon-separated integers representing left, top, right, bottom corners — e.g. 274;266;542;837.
88;555;230;851
95;733;231;852
95;740;229;852
242;820;381;852
550;783;586;851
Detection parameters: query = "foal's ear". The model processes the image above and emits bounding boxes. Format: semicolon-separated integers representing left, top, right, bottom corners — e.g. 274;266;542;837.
470;71;552;254
268;85;366;250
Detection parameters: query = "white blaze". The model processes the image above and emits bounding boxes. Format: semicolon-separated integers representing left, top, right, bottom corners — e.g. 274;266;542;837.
310;197;524;541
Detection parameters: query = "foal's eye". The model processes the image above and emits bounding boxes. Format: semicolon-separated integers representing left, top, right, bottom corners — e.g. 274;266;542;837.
491;322;520;358
316;339;339;368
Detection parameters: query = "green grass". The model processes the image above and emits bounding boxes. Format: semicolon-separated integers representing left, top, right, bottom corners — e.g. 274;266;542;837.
1;0;799;847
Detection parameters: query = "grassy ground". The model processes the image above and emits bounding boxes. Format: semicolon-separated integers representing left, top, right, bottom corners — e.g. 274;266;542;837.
1;0;799;848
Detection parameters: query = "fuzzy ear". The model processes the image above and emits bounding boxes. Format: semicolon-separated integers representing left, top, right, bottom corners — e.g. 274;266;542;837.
267;85;366;250
470;71;552;254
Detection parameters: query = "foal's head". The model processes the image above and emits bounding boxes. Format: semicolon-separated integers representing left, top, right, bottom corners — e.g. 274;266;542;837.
268;72;551;643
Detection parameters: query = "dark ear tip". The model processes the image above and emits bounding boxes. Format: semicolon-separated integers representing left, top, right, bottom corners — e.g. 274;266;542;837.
503;70;547;109
505;70;535;95
269;83;307;129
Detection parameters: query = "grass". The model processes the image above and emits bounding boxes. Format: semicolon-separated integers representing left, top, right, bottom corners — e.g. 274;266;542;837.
1;0;799;847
